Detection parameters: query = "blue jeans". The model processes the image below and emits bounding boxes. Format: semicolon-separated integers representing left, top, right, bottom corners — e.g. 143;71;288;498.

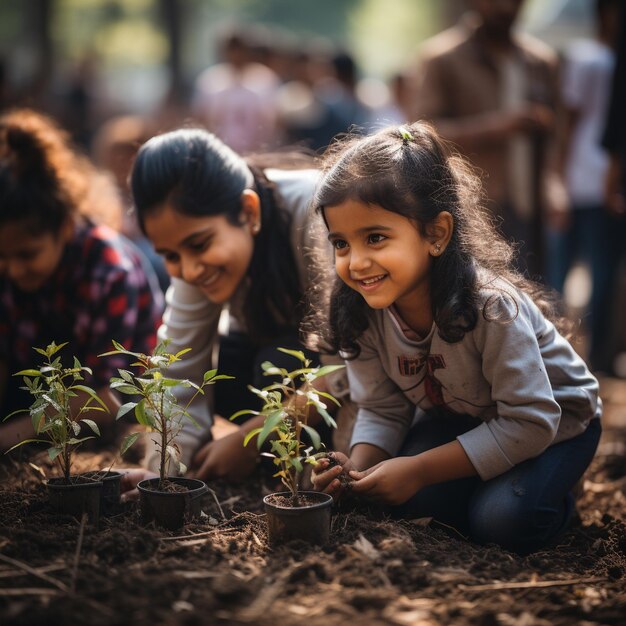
393;412;601;554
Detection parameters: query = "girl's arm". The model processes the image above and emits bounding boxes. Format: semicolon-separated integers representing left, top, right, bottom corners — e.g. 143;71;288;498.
348;440;477;505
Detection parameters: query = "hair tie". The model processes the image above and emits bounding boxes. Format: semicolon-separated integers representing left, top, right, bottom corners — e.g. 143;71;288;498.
398;126;412;146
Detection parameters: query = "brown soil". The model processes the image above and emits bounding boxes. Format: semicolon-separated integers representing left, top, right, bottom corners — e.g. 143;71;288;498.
1;379;625;626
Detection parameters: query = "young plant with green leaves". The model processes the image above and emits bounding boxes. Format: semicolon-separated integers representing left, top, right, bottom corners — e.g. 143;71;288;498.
233;348;344;506
3;341;107;483
101;340;233;488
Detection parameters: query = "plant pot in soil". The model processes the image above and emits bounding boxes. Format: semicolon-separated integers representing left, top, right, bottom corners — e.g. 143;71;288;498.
46;476;103;525
80;470;122;516
137;477;209;530
263;490;333;546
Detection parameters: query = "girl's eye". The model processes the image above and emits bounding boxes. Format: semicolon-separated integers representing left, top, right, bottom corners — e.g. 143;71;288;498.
163;252;179;264
332;239;348;251
367;233;387;244
189;238;210;253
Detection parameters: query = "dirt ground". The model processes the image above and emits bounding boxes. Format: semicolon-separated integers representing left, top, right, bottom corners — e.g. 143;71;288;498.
1;376;625;626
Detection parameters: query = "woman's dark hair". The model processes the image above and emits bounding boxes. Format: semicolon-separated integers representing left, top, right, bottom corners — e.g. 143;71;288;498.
0;109;89;234
312;122;564;358
131;128;303;344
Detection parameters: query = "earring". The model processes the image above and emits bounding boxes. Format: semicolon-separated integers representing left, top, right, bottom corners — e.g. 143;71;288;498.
433;243;442;255
252;223;260;235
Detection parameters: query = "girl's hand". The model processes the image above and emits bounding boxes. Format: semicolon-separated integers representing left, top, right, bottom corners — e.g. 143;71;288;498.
349;456;422;505
311;451;354;500
186;430;258;481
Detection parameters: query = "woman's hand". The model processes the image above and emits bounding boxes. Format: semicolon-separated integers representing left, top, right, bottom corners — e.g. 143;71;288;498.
120;468;158;502
311;451;355;500
348;456;423;505
186;430;258;481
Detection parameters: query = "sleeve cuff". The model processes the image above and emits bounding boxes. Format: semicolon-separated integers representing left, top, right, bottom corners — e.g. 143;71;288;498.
349;408;410;457
457;422;515;481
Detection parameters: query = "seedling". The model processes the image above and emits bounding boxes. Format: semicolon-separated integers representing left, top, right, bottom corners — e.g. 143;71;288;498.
101;340;233;489
3;341;107;483
232;348;344;506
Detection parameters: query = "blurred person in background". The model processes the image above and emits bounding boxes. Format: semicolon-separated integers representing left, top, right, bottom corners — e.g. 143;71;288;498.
600;0;626;377
192;26;281;154
411;0;564;278
0;109;163;452
91;114;169;294
278;44;372;151
546;0;620;374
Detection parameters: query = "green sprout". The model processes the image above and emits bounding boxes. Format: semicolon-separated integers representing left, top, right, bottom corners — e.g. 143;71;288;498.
232;348;344;506
101;339;233;489
3;341;107;483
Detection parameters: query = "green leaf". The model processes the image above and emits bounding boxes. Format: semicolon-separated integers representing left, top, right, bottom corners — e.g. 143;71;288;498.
204;374;234;382
243;427;263;447
317;405;337;429
3;408;28;422
110;381;140;395
80;419;100;436
120;432;141;455
313;364;346;378
175;347;192;359
13;369;42;377
315;390;342;407
48;446;63;461
257;410;285;449
260;361;286;376
134;401;152;427
276;347;306;362
116;402;138;420
118;369;134;383
301;424;321;450
270;441;289;458
4;438;47;454
229;409;259;422
67;436;95;445
202;369;217;382
72;385;108;411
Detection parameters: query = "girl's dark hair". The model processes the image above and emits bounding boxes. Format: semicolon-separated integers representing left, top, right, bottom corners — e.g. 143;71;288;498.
131;128;303;344
312;122;564;358
0;109;89;234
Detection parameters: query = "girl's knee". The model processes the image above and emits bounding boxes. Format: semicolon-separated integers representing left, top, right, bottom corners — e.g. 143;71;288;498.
468;489;573;554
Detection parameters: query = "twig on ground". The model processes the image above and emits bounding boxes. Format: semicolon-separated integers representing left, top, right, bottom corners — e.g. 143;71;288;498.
0;588;59;596
70;512;87;593
207;487;226;520
459;576;608;591
0;553;70;593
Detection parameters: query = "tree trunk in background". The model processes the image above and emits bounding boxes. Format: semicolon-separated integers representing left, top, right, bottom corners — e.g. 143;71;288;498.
29;0;54;106
159;0;185;106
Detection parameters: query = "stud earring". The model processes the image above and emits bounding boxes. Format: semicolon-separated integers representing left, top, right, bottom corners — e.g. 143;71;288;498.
433;243;442;255
252;223;260;235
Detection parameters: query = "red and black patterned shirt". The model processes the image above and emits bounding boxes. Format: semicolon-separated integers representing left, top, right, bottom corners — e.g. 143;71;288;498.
0;222;164;413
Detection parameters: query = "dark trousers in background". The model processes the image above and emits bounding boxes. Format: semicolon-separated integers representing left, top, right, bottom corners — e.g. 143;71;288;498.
545;204;626;373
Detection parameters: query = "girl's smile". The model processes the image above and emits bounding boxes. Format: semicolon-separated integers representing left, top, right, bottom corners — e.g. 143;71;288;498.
324;199;447;336
144;198;258;305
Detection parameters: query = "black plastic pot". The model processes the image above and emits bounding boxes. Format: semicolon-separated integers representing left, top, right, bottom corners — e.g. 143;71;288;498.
80;470;123;516
137;477;209;530
46;476;103;525
263;490;333;546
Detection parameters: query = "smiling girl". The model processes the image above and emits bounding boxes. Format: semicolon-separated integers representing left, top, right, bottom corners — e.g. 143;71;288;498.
129;128;347;482
311;122;601;554
0;109;163;451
